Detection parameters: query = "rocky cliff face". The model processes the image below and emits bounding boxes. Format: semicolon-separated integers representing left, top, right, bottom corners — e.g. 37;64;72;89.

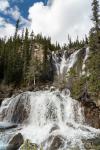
33;44;44;62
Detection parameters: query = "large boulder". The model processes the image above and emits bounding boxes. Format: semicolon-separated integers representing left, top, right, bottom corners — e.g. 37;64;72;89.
0;92;31;123
49;124;59;133
7;133;24;150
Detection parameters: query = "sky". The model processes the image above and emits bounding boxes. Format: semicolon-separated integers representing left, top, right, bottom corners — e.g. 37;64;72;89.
0;0;95;44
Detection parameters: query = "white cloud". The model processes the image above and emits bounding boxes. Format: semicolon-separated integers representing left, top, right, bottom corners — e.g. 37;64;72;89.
4;6;30;27
0;1;29;39
0;16;29;39
0;0;9;12
28;0;92;44
0;17;15;38
5;6;20;20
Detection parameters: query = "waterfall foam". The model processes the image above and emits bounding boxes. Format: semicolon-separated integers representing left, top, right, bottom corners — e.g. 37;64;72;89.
0;90;100;150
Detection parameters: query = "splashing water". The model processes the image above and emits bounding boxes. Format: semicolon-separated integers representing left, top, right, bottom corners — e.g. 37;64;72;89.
0;90;100;150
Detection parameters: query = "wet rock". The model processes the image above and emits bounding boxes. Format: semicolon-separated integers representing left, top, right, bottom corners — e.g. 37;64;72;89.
12;93;31;123
7;133;24;150
49;124;59;133
2;92;31;124
20;139;38;150
0;122;17;131
49;135;64;150
62;89;71;96
66;122;75;129
79;125;91;132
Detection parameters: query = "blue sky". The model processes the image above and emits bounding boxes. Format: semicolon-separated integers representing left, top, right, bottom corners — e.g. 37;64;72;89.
10;0;47;18
0;0;93;44
0;0;47;25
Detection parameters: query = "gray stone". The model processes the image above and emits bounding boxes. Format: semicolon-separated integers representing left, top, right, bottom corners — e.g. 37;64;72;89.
49;135;64;150
7;133;24;150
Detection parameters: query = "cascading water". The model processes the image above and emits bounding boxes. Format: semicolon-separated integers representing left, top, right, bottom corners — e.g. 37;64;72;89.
52;50;80;81
81;47;89;75
0;90;100;150
52;49;80;76
0;48;100;150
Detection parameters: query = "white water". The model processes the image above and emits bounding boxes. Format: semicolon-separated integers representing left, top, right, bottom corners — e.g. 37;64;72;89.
0;90;100;150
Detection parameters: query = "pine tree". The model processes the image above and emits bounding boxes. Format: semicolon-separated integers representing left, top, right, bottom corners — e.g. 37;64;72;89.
89;0;100;51
85;35;88;45
92;0;100;33
22;28;32;84
14;19;20;39
68;34;72;48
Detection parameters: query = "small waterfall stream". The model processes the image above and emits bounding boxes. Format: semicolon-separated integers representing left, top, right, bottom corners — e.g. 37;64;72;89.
82;48;89;71
0;48;100;150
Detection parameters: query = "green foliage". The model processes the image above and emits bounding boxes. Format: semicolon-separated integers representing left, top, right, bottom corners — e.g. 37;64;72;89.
0;20;59;87
87;0;100;102
87;50;100;101
21;140;37;150
69;67;87;99
71;76;87;99
89;0;100;50
67;35;88;50
91;0;100;33
70;0;100;103
21;140;43;150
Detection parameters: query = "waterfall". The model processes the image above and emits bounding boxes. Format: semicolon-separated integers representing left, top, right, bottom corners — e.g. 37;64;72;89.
20;90;100;149
52;49;80;77
0;90;100;150
0;48;100;150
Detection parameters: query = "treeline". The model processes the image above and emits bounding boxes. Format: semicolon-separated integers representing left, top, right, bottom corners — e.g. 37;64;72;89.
0;20;61;87
68;35;88;49
0;0;94;88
